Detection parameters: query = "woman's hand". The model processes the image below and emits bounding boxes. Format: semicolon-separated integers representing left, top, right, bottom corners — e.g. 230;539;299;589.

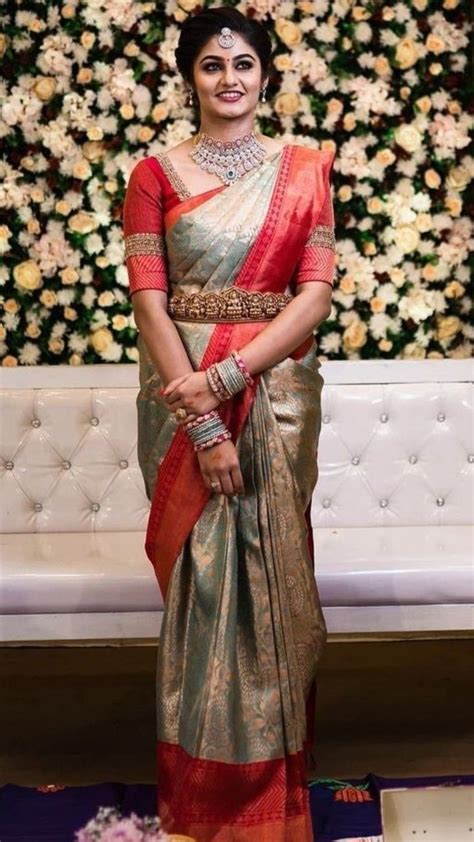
198;439;244;497
161;371;220;421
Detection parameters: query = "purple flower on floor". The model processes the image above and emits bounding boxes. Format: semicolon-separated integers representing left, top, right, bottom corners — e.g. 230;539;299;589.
75;806;167;841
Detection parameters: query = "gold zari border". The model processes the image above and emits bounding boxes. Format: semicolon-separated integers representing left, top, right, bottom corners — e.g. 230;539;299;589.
306;224;336;250
168;287;293;323
124;233;166;259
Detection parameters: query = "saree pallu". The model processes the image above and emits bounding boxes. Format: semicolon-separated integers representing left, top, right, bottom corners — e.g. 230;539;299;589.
123;143;336;842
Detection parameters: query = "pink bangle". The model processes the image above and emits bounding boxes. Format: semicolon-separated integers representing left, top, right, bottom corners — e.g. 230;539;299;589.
230;350;253;386
194;429;232;452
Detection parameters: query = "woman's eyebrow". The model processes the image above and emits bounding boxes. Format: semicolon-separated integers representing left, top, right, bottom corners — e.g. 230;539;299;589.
199;53;256;63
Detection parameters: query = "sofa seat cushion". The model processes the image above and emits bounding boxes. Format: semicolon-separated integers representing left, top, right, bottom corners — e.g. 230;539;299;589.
1;526;472;616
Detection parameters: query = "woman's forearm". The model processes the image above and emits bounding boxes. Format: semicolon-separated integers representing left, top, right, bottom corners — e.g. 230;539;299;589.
132;290;194;386
237;284;332;376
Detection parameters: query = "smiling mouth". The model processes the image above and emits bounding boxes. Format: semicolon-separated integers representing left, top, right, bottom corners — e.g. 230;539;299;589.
217;92;243;101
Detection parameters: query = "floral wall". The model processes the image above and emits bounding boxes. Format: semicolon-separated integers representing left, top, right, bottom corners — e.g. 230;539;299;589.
0;0;472;366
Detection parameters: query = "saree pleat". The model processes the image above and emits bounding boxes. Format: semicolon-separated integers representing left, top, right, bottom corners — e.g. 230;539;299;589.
124;143;336;841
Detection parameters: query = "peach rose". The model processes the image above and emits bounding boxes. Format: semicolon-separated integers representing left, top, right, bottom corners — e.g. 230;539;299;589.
124;42;140;58
104;180;118;195
416;96;432;114
64;307;78;320
394;124;422;153
426;34;445;54
395;38;418;70
273;54;292;72
98;291;114;307
61;4;75;18
0;324;6;340
424;168;441;189
82;141;104;162
363;242;377;256
72;159;92;180
48;337;65;354
81;32;96;49
412;0;428;8
68;212;98;234
2;355;18;367
444;280;465;298
55;200;71;216
112;314;129;331
343;113;357;131
13;260;42;290
69;353;83;366
401;342;426;359
367;197;384;214
353;6;370;20
435;315;462;341
338;185;352;202
445;195;462;216
370;297;386;313
87;127;104;141
31;187;44;202
95;256;110;268
4;299;19;314
25;323;41;338
0;34;10;58
427;350;444;359
374;56;390;76
446;165;470;192
59;267;79;285
340;275;356;294
343;319;368;352
20;156;35;171
77;68;93;85
151;103;169;123
393;224;420;254
389;267;406;287
274;92;301;116
378;338;393;352
415;212;432;233
275;19;303;48
421;264;438;282
429;63;443;76
120;104;135;120
90;327;113;354
137;126;155;143
178;0;201;10
34;77;57;102
382;6;395;20
444;0;460;8
448;100;461;115
39;289;57;308
376;148;396;166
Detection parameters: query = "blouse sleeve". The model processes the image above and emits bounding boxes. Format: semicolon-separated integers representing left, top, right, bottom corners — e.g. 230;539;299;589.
122;158;168;296
294;149;337;287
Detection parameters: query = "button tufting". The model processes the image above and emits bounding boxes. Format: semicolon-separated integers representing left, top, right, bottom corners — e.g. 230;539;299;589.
119;460;128;469
90;416;99;426
468;454;474;463
437;412;446;422
62;460;71;470
380;412;389;423
436;497;445;506
5;460;14;470
34;502;43;512
91;503;100;513
351;456;360;465
409;454;418;464
322;498;331;508
322;414;331;423
379;499;388;508
31;418;41;428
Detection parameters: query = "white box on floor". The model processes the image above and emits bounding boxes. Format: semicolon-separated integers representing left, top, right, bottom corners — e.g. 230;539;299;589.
381;784;474;841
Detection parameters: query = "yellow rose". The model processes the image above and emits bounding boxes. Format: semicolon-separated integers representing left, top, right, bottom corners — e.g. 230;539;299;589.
98;291;115;307
370;297;386;313
395;37;418;69
328;98;343;116
69;353;83;366
124;42;140;58
34;77;57;102
25;323;41;338
340;275;356;294
343;113;357;131
363;241;377;256
275;19;303;48
4;299;19;314
273;54;292;72
342;319;368;352
61;4;75;18
389;267;406;287
104;180;118;194
376;148;396;167
416;96;432;114
95;256;110;268
412;0;427;8
353;5;370;19
0;324;6;340
68;212;98;234
112;314;129;331
20;156;35;171
444;280;465;298
120;104;135;120
81;31;96;49
448;100;461;115
393;225;420;254
446;165;470;192
394;124;422;153
178;0;201;10
374;56;390;76
13;260;42;290
378;338;393;352
424;168;441;189
421;264;438;282
151;103;169;123
445;195;462;216
59;267;79;285
82;141;104;162
429;63;443;76
64;307;78;320
338;185;352;202
274;92;301;116
55;200;71;215
87;127;104;141
382;6;395;20
90;327;113;354
0;33;10;58
48;338;65;354
435;315;462;341
367;197;384;214
77;68;93;85
39;289;57;308
401;342;426;359
72;159;92;180
426;34;445;54
2;355;18;367
415;213;432;233
137;126;155;143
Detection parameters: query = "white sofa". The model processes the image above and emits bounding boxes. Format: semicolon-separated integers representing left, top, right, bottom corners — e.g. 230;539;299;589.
0;359;472;644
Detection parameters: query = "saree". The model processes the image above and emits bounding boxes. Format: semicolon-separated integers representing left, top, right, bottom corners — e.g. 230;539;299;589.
123;142;336;842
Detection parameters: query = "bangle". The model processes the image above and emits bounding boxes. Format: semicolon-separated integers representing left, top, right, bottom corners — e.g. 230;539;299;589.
207;350;254;402
185;410;232;452
206;364;232;403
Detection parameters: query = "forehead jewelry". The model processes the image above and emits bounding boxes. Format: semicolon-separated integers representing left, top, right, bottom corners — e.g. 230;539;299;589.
218;26;236;49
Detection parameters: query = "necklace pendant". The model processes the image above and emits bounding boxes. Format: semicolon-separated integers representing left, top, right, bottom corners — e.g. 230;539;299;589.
190;130;267;187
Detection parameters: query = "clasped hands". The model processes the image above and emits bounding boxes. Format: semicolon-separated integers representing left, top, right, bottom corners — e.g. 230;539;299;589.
160;371;244;497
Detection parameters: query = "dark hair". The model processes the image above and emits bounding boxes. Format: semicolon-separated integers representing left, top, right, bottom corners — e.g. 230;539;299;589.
175;6;273;87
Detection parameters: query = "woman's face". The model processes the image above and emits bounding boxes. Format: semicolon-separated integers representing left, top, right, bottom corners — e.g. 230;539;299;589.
191;32;265;121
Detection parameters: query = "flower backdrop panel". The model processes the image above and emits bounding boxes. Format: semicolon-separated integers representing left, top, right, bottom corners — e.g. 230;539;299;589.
0;0;472;366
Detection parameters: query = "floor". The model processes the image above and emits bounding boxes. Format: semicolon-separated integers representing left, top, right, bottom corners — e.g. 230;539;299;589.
1;637;473;786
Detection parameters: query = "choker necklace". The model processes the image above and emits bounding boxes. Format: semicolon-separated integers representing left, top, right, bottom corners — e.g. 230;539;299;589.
190;130;268;186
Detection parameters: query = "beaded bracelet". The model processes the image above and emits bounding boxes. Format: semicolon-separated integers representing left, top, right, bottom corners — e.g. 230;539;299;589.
206;350;254;403
185;409;232;452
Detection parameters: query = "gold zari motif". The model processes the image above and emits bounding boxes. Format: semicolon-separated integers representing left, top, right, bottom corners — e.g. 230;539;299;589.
124;233;166;259
168;287;292;323
306;223;336;250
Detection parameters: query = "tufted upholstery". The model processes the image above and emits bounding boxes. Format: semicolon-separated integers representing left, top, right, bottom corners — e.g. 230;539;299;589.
0;359;473;642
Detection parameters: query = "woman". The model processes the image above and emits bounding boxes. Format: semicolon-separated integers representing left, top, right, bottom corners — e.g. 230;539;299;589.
123;7;336;841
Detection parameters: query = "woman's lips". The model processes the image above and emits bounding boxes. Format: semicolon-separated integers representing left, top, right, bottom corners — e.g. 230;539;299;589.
217;92;243;102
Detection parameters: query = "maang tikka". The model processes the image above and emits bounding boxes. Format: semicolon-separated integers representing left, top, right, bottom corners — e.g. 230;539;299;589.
218;26;236;49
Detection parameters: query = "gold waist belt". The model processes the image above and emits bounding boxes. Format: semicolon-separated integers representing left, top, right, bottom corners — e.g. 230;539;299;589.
168;287;293;323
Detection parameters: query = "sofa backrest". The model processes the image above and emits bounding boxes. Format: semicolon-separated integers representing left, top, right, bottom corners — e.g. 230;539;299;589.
0;360;472;533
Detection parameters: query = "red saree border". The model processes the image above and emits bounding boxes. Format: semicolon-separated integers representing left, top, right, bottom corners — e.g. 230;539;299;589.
156;740;313;840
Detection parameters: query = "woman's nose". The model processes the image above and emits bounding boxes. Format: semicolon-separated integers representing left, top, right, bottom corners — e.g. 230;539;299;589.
221;64;238;85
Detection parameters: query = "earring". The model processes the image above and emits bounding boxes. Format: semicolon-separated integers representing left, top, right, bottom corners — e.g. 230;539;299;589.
187;88;194;106
261;85;267;103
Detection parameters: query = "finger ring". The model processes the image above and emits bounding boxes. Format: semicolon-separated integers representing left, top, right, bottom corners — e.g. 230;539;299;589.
210;481;220;490
175;408;187;422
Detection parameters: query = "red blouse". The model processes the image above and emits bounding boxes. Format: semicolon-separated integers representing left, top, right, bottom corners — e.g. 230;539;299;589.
122;151;336;296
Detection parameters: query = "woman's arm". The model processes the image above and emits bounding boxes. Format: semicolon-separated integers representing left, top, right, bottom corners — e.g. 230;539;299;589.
131;289;195;384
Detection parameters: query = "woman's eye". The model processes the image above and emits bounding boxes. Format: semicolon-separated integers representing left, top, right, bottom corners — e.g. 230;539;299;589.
203;61;253;71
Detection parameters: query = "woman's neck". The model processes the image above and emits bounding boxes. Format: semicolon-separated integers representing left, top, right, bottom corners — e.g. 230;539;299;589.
196;118;258;143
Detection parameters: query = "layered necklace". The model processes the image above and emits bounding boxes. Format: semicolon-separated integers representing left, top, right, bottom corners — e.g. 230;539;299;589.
190;130;268;187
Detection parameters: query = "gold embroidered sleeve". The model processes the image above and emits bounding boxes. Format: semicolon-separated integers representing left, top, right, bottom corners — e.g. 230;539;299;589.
122;159;169;295
294;152;337;287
